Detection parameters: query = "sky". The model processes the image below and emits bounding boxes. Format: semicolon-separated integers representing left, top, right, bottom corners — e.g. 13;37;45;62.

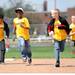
0;0;75;12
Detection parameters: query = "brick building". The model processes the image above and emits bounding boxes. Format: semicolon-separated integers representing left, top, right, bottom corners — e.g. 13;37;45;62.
67;8;75;23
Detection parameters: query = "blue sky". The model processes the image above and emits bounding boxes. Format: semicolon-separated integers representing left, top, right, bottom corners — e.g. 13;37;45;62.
0;0;75;11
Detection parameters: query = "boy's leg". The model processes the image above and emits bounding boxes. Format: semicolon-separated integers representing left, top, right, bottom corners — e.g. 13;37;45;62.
54;40;60;67
71;41;75;54
25;40;32;64
17;37;27;60
0;50;2;62
0;40;6;63
0;50;5;63
60;40;65;52
73;41;75;53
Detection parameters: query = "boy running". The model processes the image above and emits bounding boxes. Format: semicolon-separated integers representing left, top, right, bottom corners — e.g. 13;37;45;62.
0;7;9;64
69;16;75;54
13;8;32;64
47;9;70;67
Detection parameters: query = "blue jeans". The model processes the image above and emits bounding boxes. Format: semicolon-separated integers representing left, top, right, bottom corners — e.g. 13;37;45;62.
54;40;65;62
17;37;32;58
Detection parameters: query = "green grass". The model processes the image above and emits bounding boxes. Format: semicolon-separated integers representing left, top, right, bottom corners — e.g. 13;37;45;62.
5;45;75;59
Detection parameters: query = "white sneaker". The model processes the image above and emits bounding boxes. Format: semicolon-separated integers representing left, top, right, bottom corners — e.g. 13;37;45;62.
22;57;27;62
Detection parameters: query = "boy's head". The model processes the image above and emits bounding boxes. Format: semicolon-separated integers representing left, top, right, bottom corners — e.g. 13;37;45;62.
15;8;24;18
50;9;60;19
71;16;75;24
0;7;4;23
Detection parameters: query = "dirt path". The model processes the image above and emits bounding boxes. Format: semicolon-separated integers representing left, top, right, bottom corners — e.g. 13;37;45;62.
0;58;75;73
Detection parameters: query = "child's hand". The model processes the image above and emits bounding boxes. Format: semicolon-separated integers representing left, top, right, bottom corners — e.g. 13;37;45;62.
69;32;75;36
49;31;54;36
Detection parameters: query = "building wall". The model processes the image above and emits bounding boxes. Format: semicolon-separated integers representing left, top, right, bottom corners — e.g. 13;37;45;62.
67;8;75;24
25;12;51;34
25;8;75;34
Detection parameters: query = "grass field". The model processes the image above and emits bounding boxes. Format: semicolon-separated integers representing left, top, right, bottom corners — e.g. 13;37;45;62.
5;45;75;58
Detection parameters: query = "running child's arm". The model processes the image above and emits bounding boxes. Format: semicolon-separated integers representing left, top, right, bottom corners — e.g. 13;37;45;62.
20;18;30;29
4;21;9;38
69;32;75;36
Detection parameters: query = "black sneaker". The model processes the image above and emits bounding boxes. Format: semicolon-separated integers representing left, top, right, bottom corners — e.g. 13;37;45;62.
28;58;32;64
55;61;60;67
0;61;4;64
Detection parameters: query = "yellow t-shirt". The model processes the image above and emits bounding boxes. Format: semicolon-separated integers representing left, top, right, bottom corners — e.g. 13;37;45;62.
0;22;4;41
13;17;30;40
53;20;67;41
70;23;75;40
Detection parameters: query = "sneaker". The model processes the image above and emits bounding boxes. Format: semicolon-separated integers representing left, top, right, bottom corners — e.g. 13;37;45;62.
0;61;5;64
22;57;27;62
55;61;60;67
28;58;32;64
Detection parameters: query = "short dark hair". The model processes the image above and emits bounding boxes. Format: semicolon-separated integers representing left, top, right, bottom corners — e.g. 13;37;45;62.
55;9;60;15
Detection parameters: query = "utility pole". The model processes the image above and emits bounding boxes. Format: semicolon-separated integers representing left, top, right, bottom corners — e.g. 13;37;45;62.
43;0;47;11
54;0;56;9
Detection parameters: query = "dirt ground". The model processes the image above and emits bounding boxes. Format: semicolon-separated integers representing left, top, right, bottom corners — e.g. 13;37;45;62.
0;58;75;73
